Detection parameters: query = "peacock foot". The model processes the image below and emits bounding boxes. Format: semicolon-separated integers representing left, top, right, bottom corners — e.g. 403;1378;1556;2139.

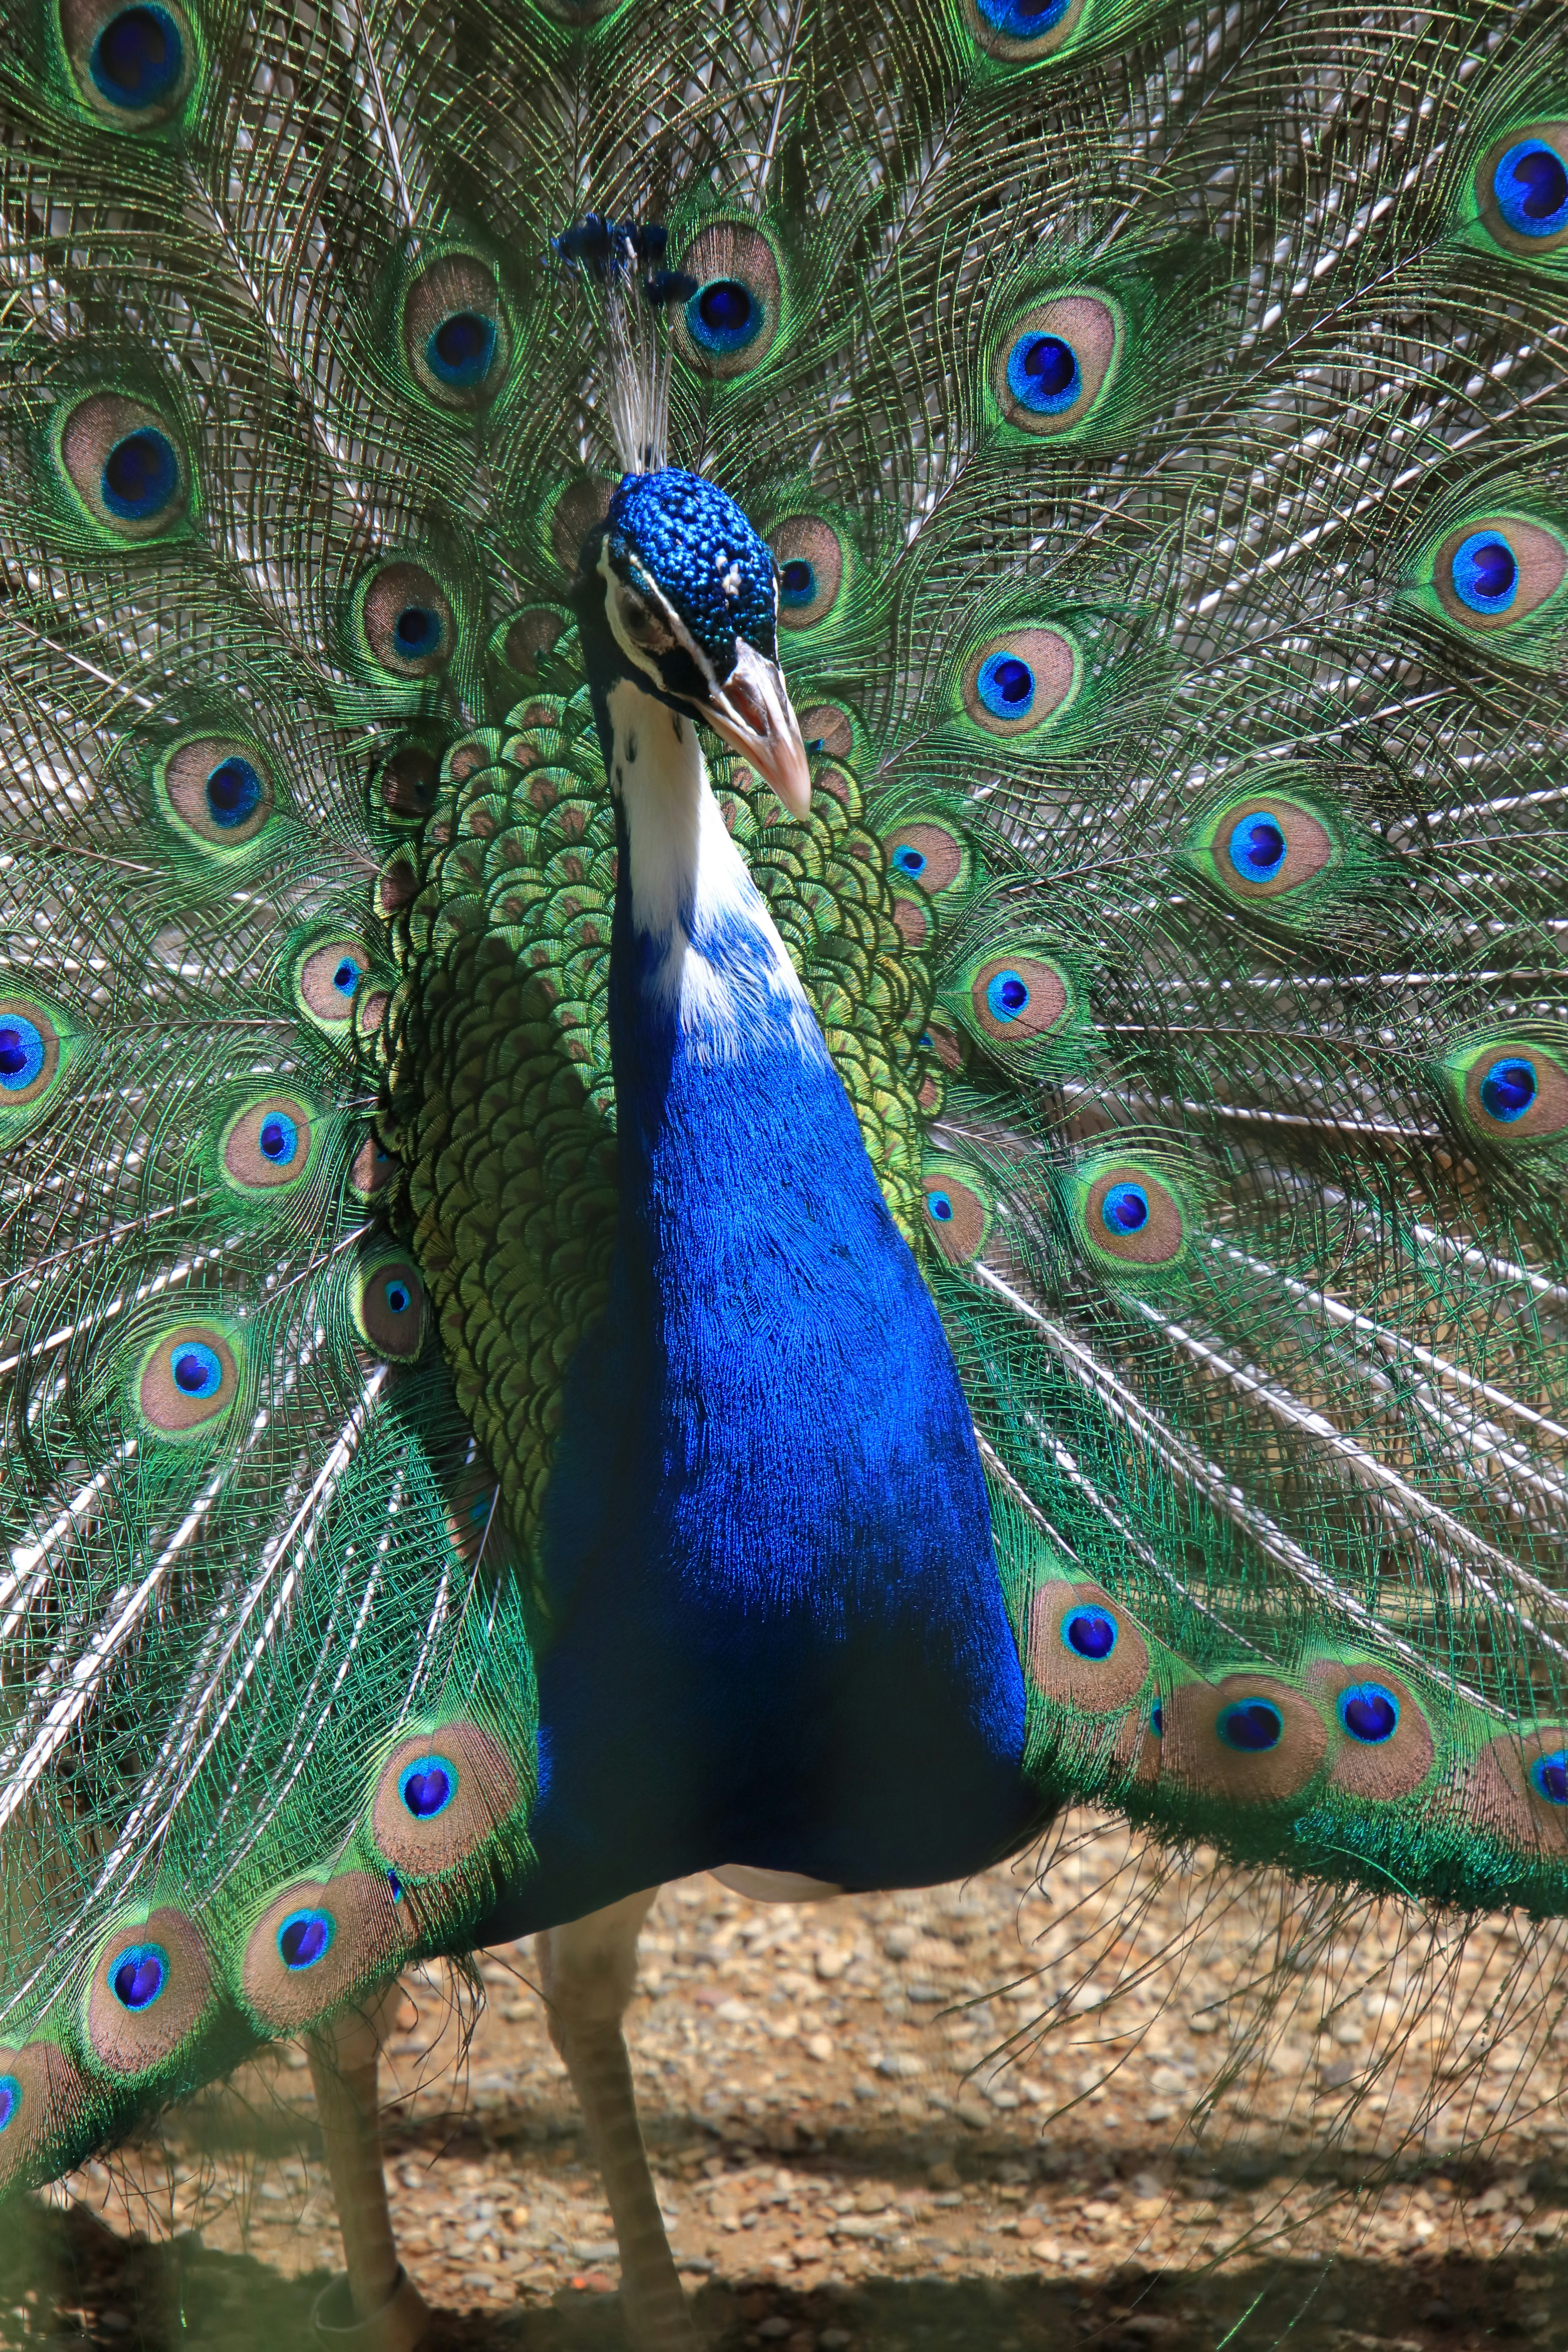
310;2263;432;2352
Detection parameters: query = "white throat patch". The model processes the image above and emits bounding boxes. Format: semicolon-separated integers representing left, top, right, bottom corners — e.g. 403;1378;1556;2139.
607;677;822;1062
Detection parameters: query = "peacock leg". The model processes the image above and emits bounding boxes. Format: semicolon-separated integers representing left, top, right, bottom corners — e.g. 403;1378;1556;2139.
306;1982;432;2351
538;1886;697;2352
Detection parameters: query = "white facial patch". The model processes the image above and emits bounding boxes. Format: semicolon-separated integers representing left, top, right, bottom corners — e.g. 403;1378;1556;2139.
608;678;824;1064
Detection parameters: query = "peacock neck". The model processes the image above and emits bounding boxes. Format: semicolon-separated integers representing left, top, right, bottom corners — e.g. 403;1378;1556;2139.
509;665;1031;1921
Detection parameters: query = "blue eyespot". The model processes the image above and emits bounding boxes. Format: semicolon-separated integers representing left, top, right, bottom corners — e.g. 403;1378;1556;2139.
1005;333;1080;416
1149;1704;1164;1737
1479;1056;1537;1123
387;1870;403;1902
258;1112;299;1166
1061;1604;1117;1662
385;1278;412;1316
1492;140;1568;238
332;957;363;1000
1101;1182;1149;1236
172;1342;223;1399
101;428;179;522
394;605;445;660
1450;530;1518;614
89;6;183;109
278;1909;334;1970
926;1189;954;1224
1531;1751;1568;1806
976;0;1072;32
399;1754;457;1820
0;2075;20;2132
984;970;1030;1024
1216;1699;1284;1753
687;279;761;355
1338;1682;1399;1744
780;559;816;607
976;652;1036;719
204;757;263;829
1227;812;1287;882
893;845;927;879
111;1943;169;2012
427;311;497;389
0;1017;45;1093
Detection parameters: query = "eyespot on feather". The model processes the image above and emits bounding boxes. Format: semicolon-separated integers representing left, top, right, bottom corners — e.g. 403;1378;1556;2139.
1447;1038;1568;1145
797;704;855;763
55;392;189;541
1303;1659;1435;1802
1465;1729;1568;1857
1192;794;1338;901
82;1909;215;2080
295;937;370;1029
1475;124;1568;257
1164;1674;1328;1804
549;476;615;576
0;2043;89;2194
1027;1581;1150;1713
238;1873;402;2032
993;294;1119;436
155;735;276;850
353;560;457;678
355;1253;426;1359
369;1724;521;1882
403;253;510;409
0;996;71;1125
136;1325;240;1435
494;607;569;684
881;817;971;905
966;0;1089;63
376;742;440;826
58;0;195;127
1078;1161;1187;1270
921;1157;992;1263
1430;515;1568;631
219;1094;314;1192
349;1132;394;1198
672;223;782;379
960;951;1074;1051
770;517;845;630
960;628;1080;735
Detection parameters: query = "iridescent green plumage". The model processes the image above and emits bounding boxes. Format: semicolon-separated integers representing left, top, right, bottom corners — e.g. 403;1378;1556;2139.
0;0;1566;2249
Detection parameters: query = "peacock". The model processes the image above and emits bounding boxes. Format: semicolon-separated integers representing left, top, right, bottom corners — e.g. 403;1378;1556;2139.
1;0;1566;2342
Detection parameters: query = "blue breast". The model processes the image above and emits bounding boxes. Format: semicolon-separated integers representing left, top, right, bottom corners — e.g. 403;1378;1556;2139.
479;820;1032;1938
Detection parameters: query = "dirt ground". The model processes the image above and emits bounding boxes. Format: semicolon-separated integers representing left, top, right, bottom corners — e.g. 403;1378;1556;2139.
5;1814;1568;2352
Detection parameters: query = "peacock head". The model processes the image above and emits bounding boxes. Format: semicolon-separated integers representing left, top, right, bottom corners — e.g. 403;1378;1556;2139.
572;467;810;816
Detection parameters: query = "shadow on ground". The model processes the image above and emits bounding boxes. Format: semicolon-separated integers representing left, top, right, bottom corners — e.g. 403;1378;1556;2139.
0;2196;1555;2352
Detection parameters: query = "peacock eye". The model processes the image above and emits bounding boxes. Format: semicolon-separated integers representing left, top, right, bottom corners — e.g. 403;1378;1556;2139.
673;224;782;378
0;996;70;1125
136;1323;241;1434
402;254;510;408
1450;530;1517;613
1448;1036;1568;1144
993;294;1119;436
1429;514;1568;633
56;393;189;541
1499;141;1568;232
615;584;673;651
961;627;1079;735
967;0;1087;60
1008;334;1078;414
354;559;457;678
428;311;495;388
768;517;846;630
64;1;194;126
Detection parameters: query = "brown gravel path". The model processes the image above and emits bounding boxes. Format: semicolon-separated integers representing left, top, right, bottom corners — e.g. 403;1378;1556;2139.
6;1820;1568;2351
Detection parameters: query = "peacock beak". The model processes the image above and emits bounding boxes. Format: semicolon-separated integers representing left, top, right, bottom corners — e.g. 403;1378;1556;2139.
703;641;811;818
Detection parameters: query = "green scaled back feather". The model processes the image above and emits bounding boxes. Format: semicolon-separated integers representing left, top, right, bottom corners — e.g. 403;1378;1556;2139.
0;0;1566;2198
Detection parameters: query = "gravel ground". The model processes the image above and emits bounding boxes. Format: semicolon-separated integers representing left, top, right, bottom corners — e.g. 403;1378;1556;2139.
6;1816;1568;2351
